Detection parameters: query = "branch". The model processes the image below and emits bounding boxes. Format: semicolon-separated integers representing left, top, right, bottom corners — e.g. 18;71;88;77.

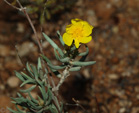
52;67;70;92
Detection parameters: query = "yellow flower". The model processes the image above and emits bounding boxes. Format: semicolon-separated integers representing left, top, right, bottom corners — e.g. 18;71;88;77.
63;18;93;48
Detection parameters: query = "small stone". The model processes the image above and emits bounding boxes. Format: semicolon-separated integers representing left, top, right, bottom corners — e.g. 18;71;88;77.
136;94;139;99
0;85;5;90
121;71;131;77
0;45;10;57
108;74;119;80
76;0;83;6
112;26;119;34
115;89;125;97
119;100;132;107
119;107;126;113
87;10;98;27
42;41;49;48
18;42;38;57
17;23;24;33
83;69;90;79
96;54;103;61
134;86;139;92
7;76;20;88
131;28;138;38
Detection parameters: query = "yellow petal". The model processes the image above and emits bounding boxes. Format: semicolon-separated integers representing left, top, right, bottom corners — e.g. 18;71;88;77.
74;39;80;48
82;21;93;36
79;36;92;43
67;21;82;33
71;18;82;24
63;33;73;46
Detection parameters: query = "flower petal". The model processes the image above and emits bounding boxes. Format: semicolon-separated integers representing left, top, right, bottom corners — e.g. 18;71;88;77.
74;39;80;48
71;18;82;24
82;21;93;36
63;33;73;46
80;36;92;43
66;22;82;34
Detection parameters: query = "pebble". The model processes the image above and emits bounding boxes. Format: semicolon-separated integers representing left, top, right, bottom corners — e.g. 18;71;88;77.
121;71;131;77
7;76;20;88
131;28;138;38
119;100;132;107
119;107;126;113
42;41;49;48
112;26;119;34
0;85;5;90
87;10;98;27
16;23;24;33
96;54;103;61
83;69;90;79
108;73;119;80
18;42;38;57
0;45;10;57
134;86;139;92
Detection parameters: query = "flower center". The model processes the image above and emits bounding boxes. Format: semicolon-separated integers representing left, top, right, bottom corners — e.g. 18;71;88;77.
72;28;83;40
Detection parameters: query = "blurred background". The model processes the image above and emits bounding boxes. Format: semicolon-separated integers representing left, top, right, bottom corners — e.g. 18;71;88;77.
0;0;138;113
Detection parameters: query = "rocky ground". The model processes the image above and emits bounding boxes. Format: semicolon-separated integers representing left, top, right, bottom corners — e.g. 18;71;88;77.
0;0;138;113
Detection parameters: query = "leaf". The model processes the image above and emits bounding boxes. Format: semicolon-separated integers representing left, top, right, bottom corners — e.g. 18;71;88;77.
49;104;59;113
20;79;36;87
45;89;52;106
15;104;23;112
69;66;81;71
26;62;34;77
78;45;89;56
28;92;38;104
41;54;51;64
43;33;64;57
17;93;22;97
48;63;66;70
20;85;36;93
21;72;32;80
7;107;20;113
70;61;96;66
30;64;39;79
52;70;61;78
15;71;25;82
57;31;64;46
11;97;27;103
37;57;42;72
54;49;70;62
39;85;47;103
54;49;60;60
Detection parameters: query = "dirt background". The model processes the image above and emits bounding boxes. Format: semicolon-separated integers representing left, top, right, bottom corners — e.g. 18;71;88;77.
0;0;139;113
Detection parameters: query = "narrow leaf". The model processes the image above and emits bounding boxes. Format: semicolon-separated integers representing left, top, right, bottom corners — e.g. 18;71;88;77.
15;71;25;82
37;57;42;71
48;63;66;70
20;79;36;87
57;31;64;46
20;85;36;93
43;33;64;57
69;66;81;71
70;61;96;66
